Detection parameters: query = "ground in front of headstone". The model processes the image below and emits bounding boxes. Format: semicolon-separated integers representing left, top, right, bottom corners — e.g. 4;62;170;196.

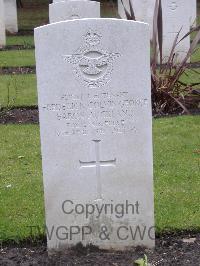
1;233;200;266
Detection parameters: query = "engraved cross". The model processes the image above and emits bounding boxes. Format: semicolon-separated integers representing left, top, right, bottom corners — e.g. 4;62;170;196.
79;140;116;200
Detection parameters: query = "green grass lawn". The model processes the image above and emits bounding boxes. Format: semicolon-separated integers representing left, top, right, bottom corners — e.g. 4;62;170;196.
6;36;34;47
0;124;44;242
0;50;35;67
154;116;200;232
0;74;37;108
0;115;199;242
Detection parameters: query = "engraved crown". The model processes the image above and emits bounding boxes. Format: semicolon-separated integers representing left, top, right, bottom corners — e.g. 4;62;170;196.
85;30;101;46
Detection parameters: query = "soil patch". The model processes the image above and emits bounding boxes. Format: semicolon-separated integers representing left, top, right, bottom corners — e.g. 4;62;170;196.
0;66;35;75
0;45;34;51
0;232;200;265
0;107;38;124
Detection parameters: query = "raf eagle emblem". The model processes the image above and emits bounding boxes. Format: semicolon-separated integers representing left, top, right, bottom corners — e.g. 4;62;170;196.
63;30;120;89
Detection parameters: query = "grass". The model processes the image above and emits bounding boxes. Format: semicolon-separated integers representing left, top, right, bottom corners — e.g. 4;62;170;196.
0;116;199;242
0;125;44;242
6;36;34;47
154;116;200;232
0;74;37;108
0;50;35;67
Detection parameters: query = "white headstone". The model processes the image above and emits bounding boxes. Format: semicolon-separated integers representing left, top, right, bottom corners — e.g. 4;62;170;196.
118;0;130;19
34;18;155;252
49;1;100;23
118;0;196;39
132;0;155;38
0;0;6;46
4;0;18;33
161;0;191;63
118;0;155;39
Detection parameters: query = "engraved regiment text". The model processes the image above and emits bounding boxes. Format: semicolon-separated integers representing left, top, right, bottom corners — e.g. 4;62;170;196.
42;91;148;137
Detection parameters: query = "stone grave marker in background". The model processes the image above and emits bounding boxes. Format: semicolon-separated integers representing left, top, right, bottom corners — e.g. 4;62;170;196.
118;0;155;38
161;0;191;63
117;0;130;19
131;0;155;38
0;0;6;46
118;0;196;40
4;0;18;33
49;0;100;23
35;18;154;252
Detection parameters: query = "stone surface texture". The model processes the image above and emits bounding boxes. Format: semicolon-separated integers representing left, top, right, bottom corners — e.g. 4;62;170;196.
4;0;18;33
34;18;154;252
49;1;100;23
0;0;6;46
161;0;191;63
118;0;155;38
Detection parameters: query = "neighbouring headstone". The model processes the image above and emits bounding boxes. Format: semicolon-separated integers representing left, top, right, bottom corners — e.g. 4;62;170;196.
131;0;155;38
34;18;155;252
118;0;155;39
161;0;191;63
117;0;130;19
4;0;18;33
118;0;196;40
0;0;6;46
49;1;100;23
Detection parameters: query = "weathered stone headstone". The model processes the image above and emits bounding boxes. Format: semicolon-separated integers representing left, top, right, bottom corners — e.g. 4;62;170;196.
117;0;130;19
49;1;100;23
120;0;193;62
118;0;155;38
35;19;155;252
118;0;196;40
132;0;155;38
162;0;191;63
4;0;18;33
0;0;6;46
